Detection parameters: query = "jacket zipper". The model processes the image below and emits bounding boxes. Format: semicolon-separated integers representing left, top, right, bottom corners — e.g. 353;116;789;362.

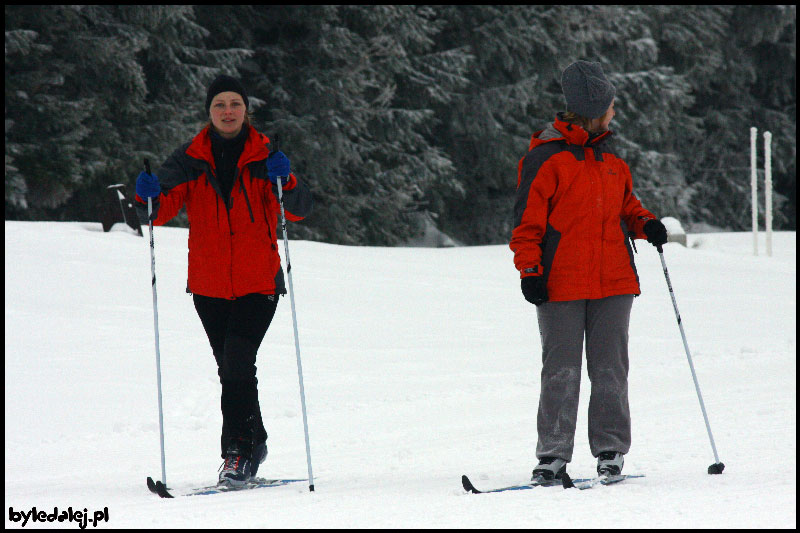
262;197;277;251
238;168;255;223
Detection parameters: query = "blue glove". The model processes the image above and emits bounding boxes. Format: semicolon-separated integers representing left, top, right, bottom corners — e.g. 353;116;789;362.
266;151;290;186
136;171;161;199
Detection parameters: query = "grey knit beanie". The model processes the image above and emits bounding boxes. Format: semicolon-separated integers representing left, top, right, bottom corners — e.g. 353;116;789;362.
561;60;616;119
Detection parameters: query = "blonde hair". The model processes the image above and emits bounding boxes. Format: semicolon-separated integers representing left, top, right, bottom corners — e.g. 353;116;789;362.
562;105;613;133
560;111;593;131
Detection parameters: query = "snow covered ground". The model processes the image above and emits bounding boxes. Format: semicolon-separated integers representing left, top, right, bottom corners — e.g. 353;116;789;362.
5;221;796;528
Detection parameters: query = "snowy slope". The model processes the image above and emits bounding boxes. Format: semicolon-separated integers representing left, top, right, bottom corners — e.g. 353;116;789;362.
4;221;796;528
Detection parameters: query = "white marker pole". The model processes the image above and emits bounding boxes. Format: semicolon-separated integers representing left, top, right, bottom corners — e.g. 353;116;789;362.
750;127;758;256
764;131;773;257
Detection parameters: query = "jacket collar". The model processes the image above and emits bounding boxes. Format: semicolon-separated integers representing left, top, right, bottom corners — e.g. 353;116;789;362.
529;114;613;150
186;124;271;169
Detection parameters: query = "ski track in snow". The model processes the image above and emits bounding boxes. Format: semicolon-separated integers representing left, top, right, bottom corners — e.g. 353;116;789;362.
4;222;796;528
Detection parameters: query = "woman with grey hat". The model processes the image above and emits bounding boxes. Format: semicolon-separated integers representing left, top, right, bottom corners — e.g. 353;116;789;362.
134;74;313;487
510;60;668;481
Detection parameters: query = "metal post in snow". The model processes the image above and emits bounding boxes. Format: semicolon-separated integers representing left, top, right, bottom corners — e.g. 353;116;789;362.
764;131;773;257
750;127;758;256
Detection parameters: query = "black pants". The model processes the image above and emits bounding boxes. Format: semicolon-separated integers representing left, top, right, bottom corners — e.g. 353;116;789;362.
193;293;278;457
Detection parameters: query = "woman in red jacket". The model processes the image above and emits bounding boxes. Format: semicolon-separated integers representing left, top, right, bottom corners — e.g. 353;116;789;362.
510;61;668;482
135;75;312;487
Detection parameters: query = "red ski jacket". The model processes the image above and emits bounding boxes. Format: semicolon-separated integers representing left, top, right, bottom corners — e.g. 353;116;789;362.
137;125;312;299
510;116;656;301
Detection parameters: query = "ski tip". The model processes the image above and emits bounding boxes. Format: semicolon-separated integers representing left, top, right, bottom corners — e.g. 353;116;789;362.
461;475;481;494
708;462;725;475
560;473;575;489
156;481;174;498
148;476;173;498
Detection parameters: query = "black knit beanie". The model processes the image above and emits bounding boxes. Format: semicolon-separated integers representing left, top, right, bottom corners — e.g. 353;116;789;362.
561;60;616;119
205;75;249;115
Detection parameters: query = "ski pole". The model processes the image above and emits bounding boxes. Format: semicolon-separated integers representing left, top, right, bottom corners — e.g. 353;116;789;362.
145;158;168;488
657;244;724;474
275;162;315;492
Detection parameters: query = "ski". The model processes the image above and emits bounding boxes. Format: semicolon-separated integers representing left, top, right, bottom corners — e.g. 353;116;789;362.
462;474;589;494
147;476;307;498
561;472;644;490
147;477;173;498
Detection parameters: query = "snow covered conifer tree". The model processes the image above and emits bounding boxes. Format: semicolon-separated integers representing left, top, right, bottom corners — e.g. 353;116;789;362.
219;5;471;245
4;6;251;222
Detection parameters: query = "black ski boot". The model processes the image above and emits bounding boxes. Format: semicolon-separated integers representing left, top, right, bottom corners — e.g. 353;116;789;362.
219;437;255;487
250;440;268;477
596;451;624;476
531;457;568;481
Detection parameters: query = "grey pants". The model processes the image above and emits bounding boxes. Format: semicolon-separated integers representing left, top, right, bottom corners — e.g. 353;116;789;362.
535;295;634;462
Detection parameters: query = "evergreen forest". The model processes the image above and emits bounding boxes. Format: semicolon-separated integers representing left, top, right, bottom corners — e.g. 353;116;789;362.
5;5;796;245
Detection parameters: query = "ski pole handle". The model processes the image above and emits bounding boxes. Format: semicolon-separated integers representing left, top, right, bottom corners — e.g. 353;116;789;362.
143;158;156;222
269;139;291;194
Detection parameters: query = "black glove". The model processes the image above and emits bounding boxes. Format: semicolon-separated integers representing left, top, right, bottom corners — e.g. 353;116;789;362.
521;276;548;306
643;219;668;247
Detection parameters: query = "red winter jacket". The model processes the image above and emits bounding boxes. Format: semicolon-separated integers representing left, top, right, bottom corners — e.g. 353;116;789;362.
510;116;656;302
137;125;312;299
